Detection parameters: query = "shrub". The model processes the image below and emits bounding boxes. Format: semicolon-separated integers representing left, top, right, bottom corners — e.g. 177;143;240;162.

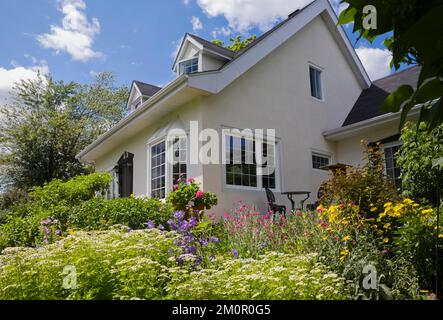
67;197;172;231
319;142;398;216
167;178;217;220
0;227;182;300
167;252;351;300
397;122;443;206
0;188;29;216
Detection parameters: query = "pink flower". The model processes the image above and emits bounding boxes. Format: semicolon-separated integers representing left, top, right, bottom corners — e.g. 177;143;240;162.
173;184;179;190
196;191;205;199
187;178;195;183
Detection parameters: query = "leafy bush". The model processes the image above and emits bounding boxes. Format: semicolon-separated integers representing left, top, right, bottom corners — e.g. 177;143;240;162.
397;122;443;206
0;188;29;214
320;142;398;216
167;252;351;300
67;197;172;231
167;178;217;220
0;228;182;300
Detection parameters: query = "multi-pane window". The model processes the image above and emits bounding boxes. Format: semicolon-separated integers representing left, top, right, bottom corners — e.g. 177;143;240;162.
151;141;166;199
172;137;187;183
310;66;323;100
179;58;199;75
384;144;402;191
225;134;278;190
312;153;330;170
226;136;257;188
261;142;276;189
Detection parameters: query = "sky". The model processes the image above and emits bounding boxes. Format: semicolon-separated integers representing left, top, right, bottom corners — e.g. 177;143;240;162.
0;0;395;104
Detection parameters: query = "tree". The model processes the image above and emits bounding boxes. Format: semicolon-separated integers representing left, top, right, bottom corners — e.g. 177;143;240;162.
0;72;128;189
338;0;443;131
212;35;257;52
397;122;443;206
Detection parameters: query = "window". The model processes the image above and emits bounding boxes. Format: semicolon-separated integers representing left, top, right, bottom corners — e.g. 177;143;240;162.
133;97;142;110
310;66;323;100
384;144;402;191
312;153;330;170
117;152;134;198
179;58;199;75
106;169;119;200
151;141;166;199
226;136;257;188
224;133;279;190
172;137;187;183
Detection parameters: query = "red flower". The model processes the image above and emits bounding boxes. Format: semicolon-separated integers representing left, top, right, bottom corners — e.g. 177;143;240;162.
196;191;205;199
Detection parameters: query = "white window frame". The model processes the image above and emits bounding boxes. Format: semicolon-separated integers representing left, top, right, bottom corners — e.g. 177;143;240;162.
105;166;119;199
382;141;403;190
147;135;189;199
178;57;199;75
309;64;324;101
221;129;281;192
311;151;332;172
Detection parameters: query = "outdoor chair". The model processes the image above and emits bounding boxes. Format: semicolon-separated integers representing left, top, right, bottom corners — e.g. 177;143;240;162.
265;188;287;216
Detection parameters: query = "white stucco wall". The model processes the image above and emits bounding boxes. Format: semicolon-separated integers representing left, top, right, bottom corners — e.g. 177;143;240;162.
200;15;364;214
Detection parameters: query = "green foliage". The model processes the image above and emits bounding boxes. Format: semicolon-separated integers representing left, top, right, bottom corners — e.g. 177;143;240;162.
0;72;128;189
68;197;172;231
168;252;350;300
167;178;217;219
338;0;443;130
0;228;182;300
0;188;29;221
212;35;257;52
319;142;398;215
397;122;443;205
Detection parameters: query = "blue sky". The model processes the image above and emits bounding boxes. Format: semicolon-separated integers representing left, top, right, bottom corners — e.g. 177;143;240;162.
0;0;394;102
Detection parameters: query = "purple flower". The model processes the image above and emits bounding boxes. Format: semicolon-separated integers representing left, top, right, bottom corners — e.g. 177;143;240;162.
178;220;191;232
209;254;215;261
40;218;52;226
174;211;186;221
259;241;269;250
158;224;165;231
189;216;198;228
210;237;220;244
232;249;239;258
194;257;201;267
186;245;197;254
55;230;62;236
200;238;209;246
146;220;155;229
168;219;177;230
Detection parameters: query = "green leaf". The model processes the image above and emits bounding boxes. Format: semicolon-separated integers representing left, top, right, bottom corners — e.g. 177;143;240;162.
381;85;414;113
338;7;357;25
414;78;443;104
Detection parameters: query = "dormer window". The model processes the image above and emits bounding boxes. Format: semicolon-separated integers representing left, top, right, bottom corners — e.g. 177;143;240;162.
133;96;143;110
179;58;199;75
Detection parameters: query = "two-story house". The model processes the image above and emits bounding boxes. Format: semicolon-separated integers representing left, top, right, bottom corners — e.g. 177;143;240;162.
76;0;419;214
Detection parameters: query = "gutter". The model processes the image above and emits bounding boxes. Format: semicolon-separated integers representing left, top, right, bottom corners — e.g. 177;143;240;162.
76;74;189;161
323;106;421;141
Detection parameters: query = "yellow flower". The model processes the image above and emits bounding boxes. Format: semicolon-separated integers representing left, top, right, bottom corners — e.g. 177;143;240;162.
384;202;393;208
343;236;351;242
67;229;75;235
439;234;443;239
421;209;433;216
370;207;377;212
383;238;390;243
340;248;350;261
383;223;392;230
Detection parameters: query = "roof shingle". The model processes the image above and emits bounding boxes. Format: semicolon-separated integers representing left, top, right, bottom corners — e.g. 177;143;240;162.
133;81;162;97
342;66;421;127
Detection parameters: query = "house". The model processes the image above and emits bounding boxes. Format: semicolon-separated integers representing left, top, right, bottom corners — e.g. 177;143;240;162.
76;0;419;214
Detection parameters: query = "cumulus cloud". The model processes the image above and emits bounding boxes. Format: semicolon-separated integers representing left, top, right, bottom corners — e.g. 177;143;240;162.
0;59;49;104
191;16;203;33
37;0;103;62
356;46;393;80
211;26;232;38
195;0;313;32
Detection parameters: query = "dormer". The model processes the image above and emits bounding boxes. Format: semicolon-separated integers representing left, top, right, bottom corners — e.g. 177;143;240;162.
172;33;234;76
127;81;162;113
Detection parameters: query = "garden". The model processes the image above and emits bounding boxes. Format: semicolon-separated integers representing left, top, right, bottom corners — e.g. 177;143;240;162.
0;125;441;300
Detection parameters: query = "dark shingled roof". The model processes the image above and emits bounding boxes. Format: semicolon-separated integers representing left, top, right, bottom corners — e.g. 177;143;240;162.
188;34;235;59
133;81;162;97
342;66;421;127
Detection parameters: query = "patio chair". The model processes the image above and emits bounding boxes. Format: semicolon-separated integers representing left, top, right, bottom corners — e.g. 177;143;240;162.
265;188;286;216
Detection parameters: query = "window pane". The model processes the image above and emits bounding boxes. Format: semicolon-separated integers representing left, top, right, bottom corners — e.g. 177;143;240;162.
151;141;166;199
312;154;330;170
384;145;402;191
172;137;187;184
310;67;322;99
179;58;198;75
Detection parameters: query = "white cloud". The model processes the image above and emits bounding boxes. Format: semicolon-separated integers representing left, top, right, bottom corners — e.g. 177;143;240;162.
0;60;49;104
356;46;392;80
37;0;103;62
211;26;232;38
191;16;203;33
183;0;191;5
195;0;313;32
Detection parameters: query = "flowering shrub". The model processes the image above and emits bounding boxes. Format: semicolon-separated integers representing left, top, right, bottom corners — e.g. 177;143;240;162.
167;178;217;220
167;252;351;300
0;227;182;300
319;142;398;216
